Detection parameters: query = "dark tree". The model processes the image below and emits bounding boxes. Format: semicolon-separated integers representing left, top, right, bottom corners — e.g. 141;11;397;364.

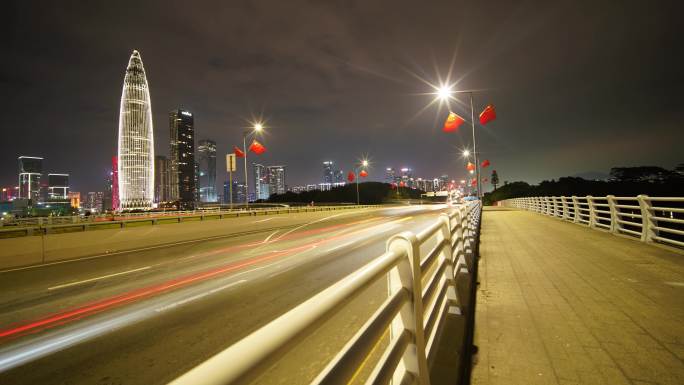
491;170;500;190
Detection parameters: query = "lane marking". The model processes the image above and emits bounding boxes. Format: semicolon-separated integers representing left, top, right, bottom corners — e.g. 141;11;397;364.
272;213;346;242
325;241;355;253
47;266;152;291
262;230;280;244
154;280;247;313
253;217;276;223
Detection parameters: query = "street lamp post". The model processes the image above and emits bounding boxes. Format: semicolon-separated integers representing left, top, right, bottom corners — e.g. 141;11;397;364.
436;87;482;199
242;123;263;210
355;159;369;205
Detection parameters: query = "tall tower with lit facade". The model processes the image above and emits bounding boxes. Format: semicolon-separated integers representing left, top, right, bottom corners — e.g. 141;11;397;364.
117;50;154;210
169;108;195;209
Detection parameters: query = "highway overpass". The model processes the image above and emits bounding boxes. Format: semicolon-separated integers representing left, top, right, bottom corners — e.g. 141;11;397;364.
0;197;682;385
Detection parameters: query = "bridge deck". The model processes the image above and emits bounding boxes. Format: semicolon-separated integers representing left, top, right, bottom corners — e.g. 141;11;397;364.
472;207;684;385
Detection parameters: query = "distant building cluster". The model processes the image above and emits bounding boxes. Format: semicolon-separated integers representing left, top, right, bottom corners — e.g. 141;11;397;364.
385;167;451;192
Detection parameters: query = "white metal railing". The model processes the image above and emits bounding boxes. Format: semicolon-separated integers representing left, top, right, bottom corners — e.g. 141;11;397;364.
0;205;377;238
169;201;482;385
502;195;684;248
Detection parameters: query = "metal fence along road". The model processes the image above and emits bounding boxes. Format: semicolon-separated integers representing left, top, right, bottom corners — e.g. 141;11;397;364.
0;205;378;238
169;202;482;385
501;195;684;249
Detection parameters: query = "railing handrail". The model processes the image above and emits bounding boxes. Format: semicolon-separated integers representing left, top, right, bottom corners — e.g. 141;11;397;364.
170;201;482;385
0;205;380;237
500;195;684;249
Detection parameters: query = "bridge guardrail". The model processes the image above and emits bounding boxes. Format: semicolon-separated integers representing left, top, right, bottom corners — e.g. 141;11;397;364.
169;201;482;385
501;195;684;249
0;205;378;239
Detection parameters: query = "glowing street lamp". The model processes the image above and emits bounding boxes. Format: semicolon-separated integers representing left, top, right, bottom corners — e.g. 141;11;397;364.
432;84;483;198
242;121;265;209
354;158;370;205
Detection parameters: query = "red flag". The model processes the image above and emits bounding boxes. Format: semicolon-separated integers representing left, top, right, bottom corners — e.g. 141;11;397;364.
479;104;496;125
359;170;368;178
399;181;406;187
471;178;477;186
466;162;476;171
347;171;355;182
233;146;245;158
481;159;490;168
249;140;266;155
443;111;465;132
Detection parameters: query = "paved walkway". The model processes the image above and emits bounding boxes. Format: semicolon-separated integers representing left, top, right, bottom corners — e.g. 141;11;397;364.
472;207;684;385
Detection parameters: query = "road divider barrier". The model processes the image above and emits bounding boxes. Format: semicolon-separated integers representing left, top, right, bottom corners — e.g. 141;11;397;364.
501;195;684;249
0;205;378;239
170;201;482;385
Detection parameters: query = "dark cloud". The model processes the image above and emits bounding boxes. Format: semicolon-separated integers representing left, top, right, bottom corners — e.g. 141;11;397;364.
1;0;682;193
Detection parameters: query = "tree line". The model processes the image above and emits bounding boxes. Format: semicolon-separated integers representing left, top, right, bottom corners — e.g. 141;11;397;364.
484;165;684;205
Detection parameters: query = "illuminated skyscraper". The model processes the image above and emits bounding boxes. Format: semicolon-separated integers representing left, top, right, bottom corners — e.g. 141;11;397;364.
267;165;286;196
18;156;43;201
197;139;217;202
323;161;335;184
117;50;154;210
169;109;195;209
47;174;69;199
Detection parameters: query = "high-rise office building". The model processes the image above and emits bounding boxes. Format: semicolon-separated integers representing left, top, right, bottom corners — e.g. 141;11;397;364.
154;155;170;203
18;156;43;201
83;192;104;212
68;191;81;209
117;50;154;210
267;165;286;196
104;170;113;212
400;167;413;188
385;167;396;184
197;139;217;202
111;156;119;211
253;163;269;200
223;180;245;204
169;109;195;209
47;174;69;199
323;161;335;184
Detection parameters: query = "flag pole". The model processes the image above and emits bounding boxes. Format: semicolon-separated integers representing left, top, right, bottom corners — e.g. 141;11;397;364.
243;132;249;210
469;92;481;199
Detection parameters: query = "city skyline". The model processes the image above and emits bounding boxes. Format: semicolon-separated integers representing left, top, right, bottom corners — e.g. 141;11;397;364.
2;1;681;194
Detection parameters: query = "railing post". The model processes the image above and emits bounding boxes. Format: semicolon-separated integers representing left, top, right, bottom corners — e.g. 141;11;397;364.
561;196;569;220
587;195;596;228
607;195;619;234
439;213;460;314
637;195;657;243
571;196;580;223
386;232;431;385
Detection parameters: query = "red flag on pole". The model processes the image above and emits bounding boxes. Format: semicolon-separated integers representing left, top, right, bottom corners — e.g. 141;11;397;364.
233;146;245;158
471;178;477;186
359;170;368;178
466;162;476;171
479;104;496;125
347;171;355;182
249;140;266;155
443;111;465;132
481;159;490;168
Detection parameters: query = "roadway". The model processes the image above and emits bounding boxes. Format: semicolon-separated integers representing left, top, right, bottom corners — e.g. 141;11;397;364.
0;204;450;384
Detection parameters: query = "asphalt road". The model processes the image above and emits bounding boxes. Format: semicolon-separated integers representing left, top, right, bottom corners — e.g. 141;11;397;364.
0;204;450;385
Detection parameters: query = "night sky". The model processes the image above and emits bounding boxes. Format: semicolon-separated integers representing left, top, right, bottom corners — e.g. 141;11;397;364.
2;0;682;193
